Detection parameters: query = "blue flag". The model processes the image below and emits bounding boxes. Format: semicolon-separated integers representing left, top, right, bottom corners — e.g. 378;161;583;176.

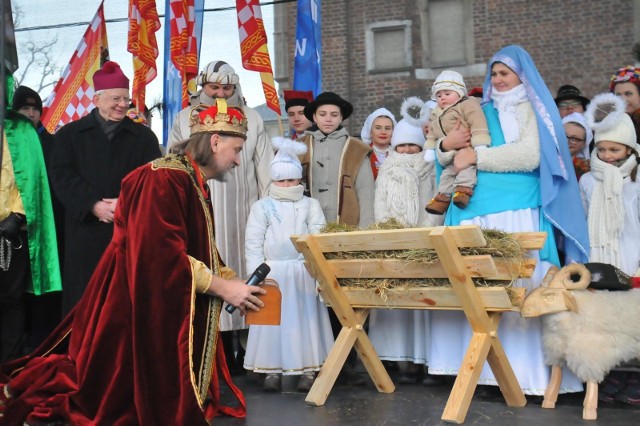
293;0;322;97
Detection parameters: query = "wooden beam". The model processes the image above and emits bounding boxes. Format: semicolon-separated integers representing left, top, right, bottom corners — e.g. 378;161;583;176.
512;232;547;250
441;330;494;423
291;229;546;253
484;313;526;407
351;309;395;393
341;287;523;311
292;225;487;252
429;226;494;333
325;257;536;280
293;235;360;328
305;325;360;406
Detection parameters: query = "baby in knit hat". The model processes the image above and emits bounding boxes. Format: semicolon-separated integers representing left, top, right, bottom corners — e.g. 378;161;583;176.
243;137;333;393
425;70;490;214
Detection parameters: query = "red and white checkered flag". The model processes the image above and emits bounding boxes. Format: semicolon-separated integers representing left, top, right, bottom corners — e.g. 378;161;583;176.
41;1;109;133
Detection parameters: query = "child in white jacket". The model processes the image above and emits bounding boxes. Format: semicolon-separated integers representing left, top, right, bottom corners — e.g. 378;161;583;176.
581;93;640;277
243;137;334;393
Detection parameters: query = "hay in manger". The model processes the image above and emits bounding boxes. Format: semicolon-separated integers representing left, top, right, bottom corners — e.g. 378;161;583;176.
320;220;528;300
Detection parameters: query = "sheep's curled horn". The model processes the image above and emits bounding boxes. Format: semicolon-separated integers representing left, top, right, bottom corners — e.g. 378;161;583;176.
400;97;431;128
548;263;592;290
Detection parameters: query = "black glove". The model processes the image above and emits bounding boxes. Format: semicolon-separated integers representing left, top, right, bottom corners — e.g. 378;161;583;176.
0;213;26;241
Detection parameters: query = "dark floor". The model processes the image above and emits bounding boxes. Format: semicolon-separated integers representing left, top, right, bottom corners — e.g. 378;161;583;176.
216;370;640;426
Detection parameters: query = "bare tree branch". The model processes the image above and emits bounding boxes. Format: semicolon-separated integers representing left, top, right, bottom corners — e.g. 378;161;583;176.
14;36;61;93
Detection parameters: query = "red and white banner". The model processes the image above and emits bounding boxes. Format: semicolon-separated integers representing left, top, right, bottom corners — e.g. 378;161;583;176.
128;0;161;112
41;1;109;133
236;0;281;115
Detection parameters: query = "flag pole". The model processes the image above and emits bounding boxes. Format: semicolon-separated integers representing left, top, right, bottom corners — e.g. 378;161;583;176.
276;113;284;136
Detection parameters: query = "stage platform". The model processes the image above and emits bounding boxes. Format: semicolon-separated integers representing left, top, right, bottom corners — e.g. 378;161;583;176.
217;369;639;425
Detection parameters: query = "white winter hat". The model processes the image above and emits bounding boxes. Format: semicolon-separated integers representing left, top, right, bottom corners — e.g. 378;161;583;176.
431;70;467;99
585;93;640;154
562;112;593;158
196;60;240;86
270;137;307;180
360;108;397;144
391;119;425;150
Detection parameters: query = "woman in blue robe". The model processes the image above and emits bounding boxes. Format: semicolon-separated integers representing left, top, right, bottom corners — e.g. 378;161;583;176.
428;45;589;395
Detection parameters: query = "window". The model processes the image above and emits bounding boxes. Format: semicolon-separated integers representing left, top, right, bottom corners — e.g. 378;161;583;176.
366;20;412;73
427;0;466;67
416;0;484;80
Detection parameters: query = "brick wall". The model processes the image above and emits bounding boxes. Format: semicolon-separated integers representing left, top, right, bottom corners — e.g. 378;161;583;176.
281;0;637;134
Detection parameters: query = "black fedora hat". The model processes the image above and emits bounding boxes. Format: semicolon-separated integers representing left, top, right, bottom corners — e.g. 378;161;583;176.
555;85;590;109
303;91;353;121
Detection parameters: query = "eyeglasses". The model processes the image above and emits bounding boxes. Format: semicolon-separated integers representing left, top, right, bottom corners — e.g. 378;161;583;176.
567;136;586;144
101;95;132;104
558;100;582;110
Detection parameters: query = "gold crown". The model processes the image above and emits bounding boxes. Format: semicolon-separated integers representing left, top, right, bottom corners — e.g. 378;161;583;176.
189;99;248;138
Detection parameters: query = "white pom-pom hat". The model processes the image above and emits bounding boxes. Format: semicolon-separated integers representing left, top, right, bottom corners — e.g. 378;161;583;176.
585;93;639;154
391;119;425;150
270;137;308;180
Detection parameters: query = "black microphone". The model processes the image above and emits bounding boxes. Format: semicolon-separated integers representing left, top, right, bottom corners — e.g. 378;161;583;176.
225;263;271;314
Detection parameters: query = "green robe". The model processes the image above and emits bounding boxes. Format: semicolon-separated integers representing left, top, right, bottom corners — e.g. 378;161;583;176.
3;112;62;294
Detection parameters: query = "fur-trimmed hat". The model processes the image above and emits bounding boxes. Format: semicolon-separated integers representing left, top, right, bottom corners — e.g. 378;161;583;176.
585;93;639;154
270;137;307;180
196;61;240;86
431;70;467;99
303;92;353;121
391;119;425;150
284;90;314;111
93;61;129;91
12;85;42;114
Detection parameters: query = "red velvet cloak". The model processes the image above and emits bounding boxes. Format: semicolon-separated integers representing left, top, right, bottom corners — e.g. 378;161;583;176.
0;155;245;425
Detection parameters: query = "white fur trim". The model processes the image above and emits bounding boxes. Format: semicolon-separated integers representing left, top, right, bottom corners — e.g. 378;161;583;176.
401;97;429;127
585;93;626;133
435;140;455;166
271;136;308;156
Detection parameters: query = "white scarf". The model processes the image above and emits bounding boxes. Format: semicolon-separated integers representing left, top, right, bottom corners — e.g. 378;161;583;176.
378;152;430;226
490;84;528;144
588;153;637;268
268;183;304;201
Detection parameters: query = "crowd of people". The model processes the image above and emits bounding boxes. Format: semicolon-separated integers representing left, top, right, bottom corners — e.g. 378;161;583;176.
1;43;639;424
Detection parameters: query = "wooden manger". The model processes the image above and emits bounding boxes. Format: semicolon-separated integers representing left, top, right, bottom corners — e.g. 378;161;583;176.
291;225;546;424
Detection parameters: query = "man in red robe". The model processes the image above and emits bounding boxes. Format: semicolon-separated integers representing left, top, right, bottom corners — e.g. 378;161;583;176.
0;100;267;425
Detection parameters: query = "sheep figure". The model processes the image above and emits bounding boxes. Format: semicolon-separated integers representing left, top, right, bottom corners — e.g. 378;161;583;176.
521;263;640;420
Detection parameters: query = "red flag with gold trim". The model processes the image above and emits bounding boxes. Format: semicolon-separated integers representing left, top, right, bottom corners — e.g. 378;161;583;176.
41;2;109;133
236;0;281;115
128;0;161;112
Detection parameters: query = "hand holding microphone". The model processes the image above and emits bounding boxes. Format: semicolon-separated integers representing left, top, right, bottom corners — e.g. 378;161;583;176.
225;263;271;314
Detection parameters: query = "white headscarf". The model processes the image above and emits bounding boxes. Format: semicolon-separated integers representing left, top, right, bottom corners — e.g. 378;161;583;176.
360;108;397;144
562;112;592;159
